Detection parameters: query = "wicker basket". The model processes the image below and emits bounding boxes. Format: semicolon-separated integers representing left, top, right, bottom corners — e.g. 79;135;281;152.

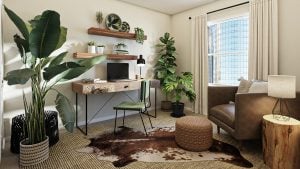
19;136;49;167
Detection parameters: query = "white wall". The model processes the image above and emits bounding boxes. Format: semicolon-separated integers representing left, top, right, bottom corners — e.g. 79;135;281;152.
278;0;300;90
2;0;171;137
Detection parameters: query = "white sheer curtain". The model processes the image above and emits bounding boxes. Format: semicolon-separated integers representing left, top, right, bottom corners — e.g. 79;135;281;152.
249;0;278;80
191;15;208;115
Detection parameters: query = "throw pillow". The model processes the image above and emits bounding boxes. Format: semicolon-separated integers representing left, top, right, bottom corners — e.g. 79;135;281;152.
248;81;268;93
237;79;252;93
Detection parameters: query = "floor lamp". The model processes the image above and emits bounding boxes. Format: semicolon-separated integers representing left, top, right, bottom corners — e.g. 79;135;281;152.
137;55;145;78
268;75;296;121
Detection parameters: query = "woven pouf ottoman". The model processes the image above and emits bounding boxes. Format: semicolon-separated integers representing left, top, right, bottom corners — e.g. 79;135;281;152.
175;116;213;151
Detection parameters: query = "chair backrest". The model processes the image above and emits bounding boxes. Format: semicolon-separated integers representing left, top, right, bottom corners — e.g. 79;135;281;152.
140;80;151;107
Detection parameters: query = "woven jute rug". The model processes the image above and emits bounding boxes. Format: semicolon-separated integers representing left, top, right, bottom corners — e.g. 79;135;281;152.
77;127;253;168
2;111;268;169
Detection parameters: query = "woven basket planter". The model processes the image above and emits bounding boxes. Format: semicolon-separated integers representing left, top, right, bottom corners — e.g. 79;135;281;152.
19;136;49;167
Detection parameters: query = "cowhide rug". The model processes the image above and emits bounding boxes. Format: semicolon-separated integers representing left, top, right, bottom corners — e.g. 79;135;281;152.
77;127;253;168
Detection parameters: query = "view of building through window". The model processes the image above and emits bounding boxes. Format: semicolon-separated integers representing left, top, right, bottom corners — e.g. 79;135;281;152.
208;15;249;85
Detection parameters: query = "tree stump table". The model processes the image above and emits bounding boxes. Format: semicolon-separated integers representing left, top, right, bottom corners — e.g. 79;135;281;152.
262;114;300;169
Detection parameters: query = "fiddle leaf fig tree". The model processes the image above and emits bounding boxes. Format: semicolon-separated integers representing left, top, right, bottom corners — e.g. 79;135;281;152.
4;6;106;144
154;32;177;100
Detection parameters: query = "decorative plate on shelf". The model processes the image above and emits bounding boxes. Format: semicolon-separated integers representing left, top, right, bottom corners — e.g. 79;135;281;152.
119;21;130;32
105;13;122;31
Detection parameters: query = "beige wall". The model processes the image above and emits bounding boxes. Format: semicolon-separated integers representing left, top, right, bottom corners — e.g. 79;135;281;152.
278;0;300;90
2;0;171;137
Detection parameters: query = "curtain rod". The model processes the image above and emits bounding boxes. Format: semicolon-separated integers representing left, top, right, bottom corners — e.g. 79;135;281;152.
188;1;249;20
207;1;249;15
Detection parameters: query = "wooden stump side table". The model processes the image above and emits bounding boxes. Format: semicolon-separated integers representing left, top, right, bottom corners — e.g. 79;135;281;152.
262;114;300;169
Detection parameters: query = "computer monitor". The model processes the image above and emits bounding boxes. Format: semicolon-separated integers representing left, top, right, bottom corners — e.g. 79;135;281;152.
107;63;129;81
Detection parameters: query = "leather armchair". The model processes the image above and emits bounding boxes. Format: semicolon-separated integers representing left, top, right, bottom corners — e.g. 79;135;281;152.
208;85;300;140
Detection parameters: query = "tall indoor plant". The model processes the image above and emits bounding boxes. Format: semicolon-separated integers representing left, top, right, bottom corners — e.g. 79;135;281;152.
4;6;106;166
165;72;196;117
154;32;177;111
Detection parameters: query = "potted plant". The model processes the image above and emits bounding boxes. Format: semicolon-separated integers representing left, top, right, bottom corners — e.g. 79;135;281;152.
4;7;106;166
87;41;96;53
165;72;196;117
114;43;128;54
97;44;105;54
96;11;103;28
134;27;144;44
154;32;177;111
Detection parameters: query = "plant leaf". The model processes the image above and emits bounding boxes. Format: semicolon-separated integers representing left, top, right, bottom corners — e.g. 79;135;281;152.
56;27;67;50
4;68;35;85
55;92;75;132
62;55;106;80
48;51;68;67
13;34;29;62
43;62;82;81
29;10;61;58
4;6;29;40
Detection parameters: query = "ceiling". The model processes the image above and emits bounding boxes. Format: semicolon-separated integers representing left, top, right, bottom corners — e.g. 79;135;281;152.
118;0;218;15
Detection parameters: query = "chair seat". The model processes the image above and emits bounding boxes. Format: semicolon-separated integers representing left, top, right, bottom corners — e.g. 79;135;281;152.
113;101;145;110
210;104;235;129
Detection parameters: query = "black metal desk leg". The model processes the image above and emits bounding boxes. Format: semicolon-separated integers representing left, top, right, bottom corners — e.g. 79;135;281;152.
85;94;88;135
155;88;157;118
76;93;78;127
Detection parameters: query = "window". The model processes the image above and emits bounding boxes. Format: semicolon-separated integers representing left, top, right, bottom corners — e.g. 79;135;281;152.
208;15;249;85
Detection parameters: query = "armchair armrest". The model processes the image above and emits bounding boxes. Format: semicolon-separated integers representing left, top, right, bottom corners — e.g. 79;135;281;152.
234;93;276;140
208;86;238;112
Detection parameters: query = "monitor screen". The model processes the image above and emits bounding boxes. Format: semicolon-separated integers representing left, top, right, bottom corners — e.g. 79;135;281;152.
107;63;129;81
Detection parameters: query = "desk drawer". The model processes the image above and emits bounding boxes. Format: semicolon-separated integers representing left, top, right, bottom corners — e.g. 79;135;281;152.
112;82;140;92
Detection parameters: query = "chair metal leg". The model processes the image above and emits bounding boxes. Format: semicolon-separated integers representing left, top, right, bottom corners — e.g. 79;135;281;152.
146;110;153;128
139;110;148;136
122;110;125;127
114;109;118;134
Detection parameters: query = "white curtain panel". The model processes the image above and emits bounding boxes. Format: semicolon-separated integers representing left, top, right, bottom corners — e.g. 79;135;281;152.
249;0;278;81
191;15;208;115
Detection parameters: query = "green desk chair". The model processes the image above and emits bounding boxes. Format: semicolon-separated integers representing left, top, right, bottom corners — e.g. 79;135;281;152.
113;80;153;135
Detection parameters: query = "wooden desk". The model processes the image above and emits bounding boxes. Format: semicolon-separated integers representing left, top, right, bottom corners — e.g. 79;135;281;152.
72;80;160;135
262;114;300;169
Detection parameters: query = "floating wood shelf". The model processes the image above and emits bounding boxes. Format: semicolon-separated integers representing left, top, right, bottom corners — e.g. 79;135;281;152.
73;52;138;60
87;27;147;40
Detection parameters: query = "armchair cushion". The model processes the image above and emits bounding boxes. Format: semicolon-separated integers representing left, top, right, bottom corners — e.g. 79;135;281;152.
210;104;235;129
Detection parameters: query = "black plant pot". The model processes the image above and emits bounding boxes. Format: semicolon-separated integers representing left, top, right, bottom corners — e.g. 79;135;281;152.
171;102;185;118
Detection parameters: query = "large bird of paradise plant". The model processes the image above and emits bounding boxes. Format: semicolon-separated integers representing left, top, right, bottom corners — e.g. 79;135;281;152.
4;6;106;145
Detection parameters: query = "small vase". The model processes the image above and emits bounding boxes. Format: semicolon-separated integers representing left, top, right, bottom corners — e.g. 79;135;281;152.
19;136;49;167
97;46;105;54
88;45;96;54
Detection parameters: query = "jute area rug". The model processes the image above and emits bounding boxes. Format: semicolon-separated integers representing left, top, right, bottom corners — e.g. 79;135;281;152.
77;127;253;168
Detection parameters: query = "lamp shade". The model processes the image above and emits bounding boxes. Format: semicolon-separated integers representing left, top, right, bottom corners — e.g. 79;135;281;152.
268;75;296;98
137;55;145;67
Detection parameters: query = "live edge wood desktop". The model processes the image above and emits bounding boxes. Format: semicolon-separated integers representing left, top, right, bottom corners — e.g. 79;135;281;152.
72;79;160;135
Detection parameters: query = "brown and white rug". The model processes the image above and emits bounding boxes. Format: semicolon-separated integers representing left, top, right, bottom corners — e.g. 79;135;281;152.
77;127;253;168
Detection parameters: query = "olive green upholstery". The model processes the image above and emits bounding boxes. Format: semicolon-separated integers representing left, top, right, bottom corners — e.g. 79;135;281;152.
113;80;153;135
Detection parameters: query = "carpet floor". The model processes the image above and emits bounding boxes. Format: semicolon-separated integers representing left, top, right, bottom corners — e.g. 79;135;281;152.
1;111;269;169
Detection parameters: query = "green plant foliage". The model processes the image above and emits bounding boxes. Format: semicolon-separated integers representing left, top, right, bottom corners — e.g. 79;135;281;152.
96;11;103;25
164;72;196;103
4;6;106;144
134;27;144;44
154;32;177;100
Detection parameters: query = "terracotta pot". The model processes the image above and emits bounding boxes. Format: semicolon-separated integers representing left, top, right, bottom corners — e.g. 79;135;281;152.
19;136;49;167
161;101;172;111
